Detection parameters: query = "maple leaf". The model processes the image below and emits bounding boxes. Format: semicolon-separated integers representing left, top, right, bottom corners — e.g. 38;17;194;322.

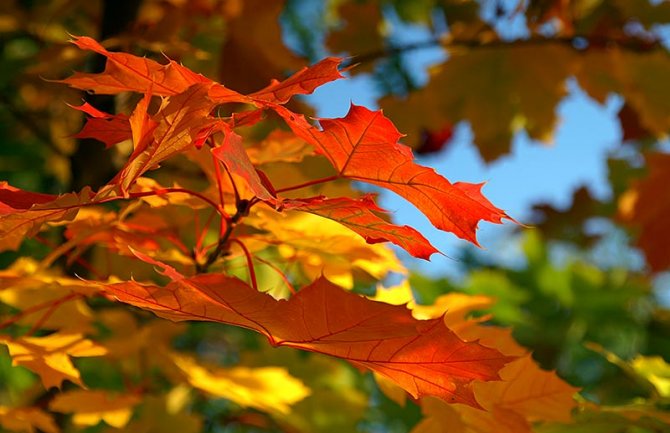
372;283;577;431
61;36;246;104
69;102;132;148
273;104;511;245
100;268;511;408
381;44;574;161
49;390;140;428
576;49;670;143
171;353;310;414
0;183;94;251
284;195;439;259
0;271;93;333
474;355;579;423
246;130;314;165
111;84;213;194
249;57;344;104
244;209;405;289
0;333;107;389
211;130;276;202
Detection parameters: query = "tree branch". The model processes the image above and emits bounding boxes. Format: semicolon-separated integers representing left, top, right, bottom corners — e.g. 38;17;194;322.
347;33;665;66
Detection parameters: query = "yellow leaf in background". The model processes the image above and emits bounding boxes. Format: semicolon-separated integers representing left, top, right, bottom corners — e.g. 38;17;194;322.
242;346;368;433
49;390;140;428
631;355;670;397
0;333;107;389
411;397;531;433
172;353;310;414
372;279;415;305
0;406;59;433
246;130;314;165
474;355;579;423
0;271;93;333
247;210;405;289
373;287;577;431
411;397;465;433
374;372;408;407
412;292;494;322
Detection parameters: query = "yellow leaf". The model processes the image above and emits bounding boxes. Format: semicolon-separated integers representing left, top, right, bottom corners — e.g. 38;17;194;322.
246;130;314;165
631;355;670;397
374;372;408;407
411;397;465;433
474;355;579;423
411;397;532;433
0;333;107;389
247;209;405;289
49;390;140;428
0;406;59;433
0;268;94;333
171;352;310;414
372;279;415;306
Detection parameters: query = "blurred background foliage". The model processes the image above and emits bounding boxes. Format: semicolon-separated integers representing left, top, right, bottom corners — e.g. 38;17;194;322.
1;0;670;431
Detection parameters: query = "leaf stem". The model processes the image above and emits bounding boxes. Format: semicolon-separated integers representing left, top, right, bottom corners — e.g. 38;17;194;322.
230;238;258;291
211;151;227;210
127;188;223;215
275;175;339;194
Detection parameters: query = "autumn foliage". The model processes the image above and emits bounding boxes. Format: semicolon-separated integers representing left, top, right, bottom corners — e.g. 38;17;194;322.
0;34;572;431
2;1;670;432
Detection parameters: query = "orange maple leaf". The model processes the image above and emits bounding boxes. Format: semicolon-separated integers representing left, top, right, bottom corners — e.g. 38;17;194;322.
100;260;511;408
69;102;131;149
211;130;276;202
0;183;94;251
272;103;512;244
249;57;344;104
61;36;244;104
285;195;439;259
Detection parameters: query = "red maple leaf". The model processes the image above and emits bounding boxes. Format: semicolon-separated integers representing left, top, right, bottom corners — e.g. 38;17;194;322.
101;258;512;408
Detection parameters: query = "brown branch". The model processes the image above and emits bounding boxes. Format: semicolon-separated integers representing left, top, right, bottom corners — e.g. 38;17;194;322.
348;34;665;66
